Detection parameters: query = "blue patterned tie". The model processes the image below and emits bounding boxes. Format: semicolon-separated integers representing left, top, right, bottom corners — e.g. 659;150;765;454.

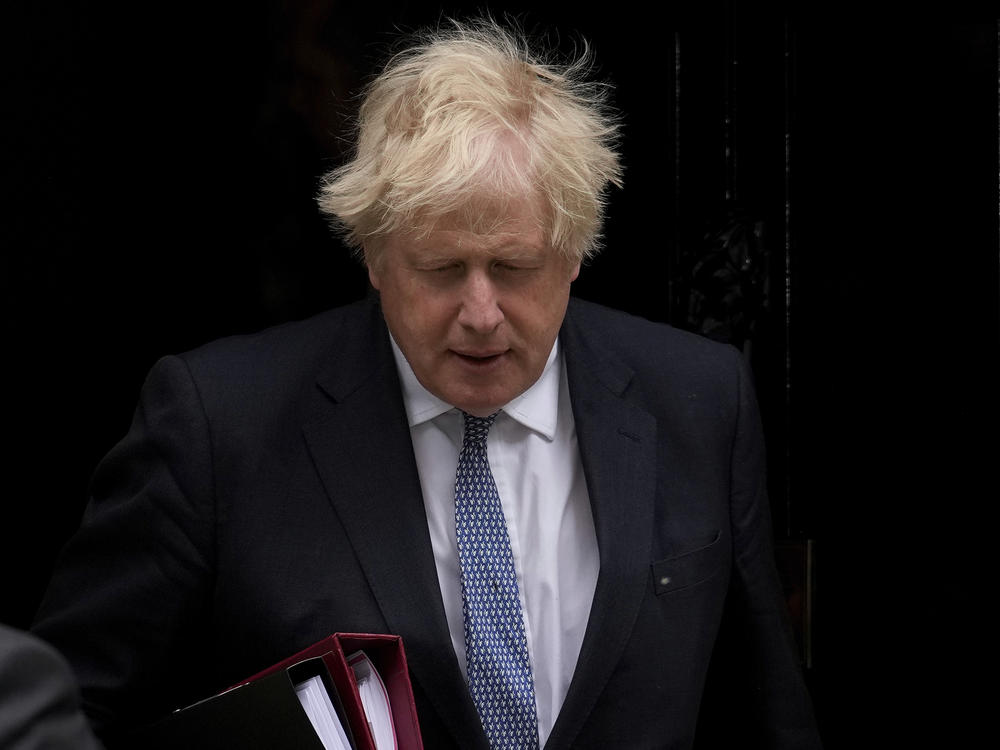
455;411;539;749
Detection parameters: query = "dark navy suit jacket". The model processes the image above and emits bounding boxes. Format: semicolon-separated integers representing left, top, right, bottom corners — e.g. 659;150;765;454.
33;296;820;749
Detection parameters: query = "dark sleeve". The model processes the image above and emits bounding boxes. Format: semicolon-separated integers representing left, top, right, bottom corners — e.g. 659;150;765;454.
32;355;217;743
0;624;103;750
703;350;822;749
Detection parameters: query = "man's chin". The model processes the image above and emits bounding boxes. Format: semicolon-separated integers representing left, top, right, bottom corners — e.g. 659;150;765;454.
445;386;516;417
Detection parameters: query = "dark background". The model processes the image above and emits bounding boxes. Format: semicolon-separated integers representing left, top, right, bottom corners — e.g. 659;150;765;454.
3;2;997;746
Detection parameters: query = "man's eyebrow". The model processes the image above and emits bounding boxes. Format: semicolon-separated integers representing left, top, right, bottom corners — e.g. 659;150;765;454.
410;256;460;267
491;250;547;261
486;232;548;253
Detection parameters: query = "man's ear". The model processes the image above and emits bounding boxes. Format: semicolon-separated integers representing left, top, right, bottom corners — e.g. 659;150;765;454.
364;245;381;290
569;261;581;283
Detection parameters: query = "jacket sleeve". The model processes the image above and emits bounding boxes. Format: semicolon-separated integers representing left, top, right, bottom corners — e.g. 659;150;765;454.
32;355;218;744
701;349;822;749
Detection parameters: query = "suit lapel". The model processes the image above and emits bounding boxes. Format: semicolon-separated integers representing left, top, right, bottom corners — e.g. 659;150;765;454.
546;301;658;749
301;299;486;748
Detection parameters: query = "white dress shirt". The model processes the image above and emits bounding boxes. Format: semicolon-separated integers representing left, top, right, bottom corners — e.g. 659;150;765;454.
389;336;600;746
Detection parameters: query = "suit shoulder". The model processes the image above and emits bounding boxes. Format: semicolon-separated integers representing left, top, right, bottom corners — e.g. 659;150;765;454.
142;297;385;410
181;299;373;368
160;298;376;382
566;296;738;369
563;298;751;422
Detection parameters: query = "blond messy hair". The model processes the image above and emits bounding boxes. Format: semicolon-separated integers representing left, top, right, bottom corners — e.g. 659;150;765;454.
317;17;623;267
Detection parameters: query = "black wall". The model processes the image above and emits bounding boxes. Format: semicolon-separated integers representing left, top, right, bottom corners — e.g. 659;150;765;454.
4;2;997;746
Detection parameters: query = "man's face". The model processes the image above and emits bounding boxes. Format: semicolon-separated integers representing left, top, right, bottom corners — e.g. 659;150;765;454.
369;199;580;417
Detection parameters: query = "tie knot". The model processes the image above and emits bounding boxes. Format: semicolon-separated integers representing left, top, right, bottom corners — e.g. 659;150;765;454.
462;411;498;446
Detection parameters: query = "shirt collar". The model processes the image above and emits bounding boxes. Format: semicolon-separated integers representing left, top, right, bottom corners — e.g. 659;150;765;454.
389;336;561;441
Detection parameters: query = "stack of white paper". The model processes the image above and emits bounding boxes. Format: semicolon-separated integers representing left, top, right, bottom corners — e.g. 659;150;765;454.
347;651;397;750
294;675;353;750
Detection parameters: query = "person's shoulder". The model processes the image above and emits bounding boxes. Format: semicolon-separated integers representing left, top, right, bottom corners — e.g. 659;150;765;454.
563;297;750;413
1;623;59;670
140;296;385;407
181;297;378;368
0;625;73;699
565;296;738;366
0;625;102;750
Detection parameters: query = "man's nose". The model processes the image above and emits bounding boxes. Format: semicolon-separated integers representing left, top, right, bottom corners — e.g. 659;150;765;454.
457;272;504;333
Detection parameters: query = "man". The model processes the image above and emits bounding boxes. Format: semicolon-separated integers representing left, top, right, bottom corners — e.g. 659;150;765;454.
33;19;821;749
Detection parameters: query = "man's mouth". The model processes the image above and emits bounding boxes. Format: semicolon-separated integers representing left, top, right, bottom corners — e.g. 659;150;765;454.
453;350;506;365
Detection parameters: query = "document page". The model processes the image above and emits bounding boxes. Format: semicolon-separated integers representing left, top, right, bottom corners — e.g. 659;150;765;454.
347;651;397;750
294;674;353;750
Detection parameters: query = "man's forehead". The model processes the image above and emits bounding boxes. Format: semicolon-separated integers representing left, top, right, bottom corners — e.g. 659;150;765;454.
401;224;549;259
406;197;548;246
438;194;544;231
